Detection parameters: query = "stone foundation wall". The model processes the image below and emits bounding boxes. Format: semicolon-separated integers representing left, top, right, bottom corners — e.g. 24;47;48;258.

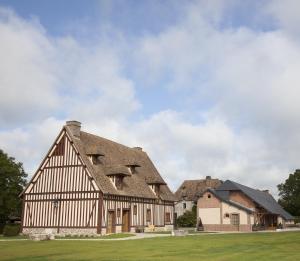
115;225;122;233
22;228;97;235
203;224;252;232
144;225;174;232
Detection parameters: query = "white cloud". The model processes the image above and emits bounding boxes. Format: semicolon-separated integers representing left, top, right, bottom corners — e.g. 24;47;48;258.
132;1;300;194
0;117;64;174
0;7;139;174
0;7;139;127
0;8;58;126
266;0;300;37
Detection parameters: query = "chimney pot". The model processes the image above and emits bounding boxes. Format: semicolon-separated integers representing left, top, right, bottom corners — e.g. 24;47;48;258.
66;120;81;138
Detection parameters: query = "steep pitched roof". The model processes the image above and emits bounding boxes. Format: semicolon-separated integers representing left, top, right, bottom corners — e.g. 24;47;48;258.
175;177;222;201
67;127;175;201
206;188;254;214
216;180;294;220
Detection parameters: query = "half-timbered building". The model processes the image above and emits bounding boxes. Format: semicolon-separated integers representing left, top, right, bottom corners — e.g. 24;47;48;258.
20;121;176;235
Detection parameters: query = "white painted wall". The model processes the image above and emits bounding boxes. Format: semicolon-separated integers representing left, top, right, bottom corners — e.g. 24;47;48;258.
198;208;221;224
175;200;194;217
222;202;248;225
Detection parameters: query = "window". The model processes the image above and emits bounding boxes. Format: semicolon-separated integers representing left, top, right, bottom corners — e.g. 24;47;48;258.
133;205;137;215
225;213;230;218
129;166;136;174
183;203;186;209
230;214;240;226
115;176;123;190
91;155;100;165
149;184;160;196
208;194;211;199
165;212;171;223
146;209;151;222
53;138;65;156
154;185;160;196
117;208;121;218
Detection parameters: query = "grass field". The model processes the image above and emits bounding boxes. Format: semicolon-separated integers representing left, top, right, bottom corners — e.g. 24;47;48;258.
0;231;299;260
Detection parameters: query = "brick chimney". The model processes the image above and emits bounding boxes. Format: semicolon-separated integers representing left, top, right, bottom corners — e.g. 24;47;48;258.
66;120;81;138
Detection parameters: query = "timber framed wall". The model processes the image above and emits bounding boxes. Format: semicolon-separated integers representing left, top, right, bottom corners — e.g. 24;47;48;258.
101;196;174;233
22;130;101;234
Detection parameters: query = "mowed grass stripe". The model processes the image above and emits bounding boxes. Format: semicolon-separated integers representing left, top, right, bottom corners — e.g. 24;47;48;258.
0;232;299;261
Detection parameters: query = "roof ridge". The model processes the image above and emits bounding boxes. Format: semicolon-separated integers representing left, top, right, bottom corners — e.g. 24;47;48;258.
183;178;220;182
80;131;143;153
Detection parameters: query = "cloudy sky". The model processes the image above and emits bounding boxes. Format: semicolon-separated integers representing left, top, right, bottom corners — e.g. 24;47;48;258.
0;0;299;196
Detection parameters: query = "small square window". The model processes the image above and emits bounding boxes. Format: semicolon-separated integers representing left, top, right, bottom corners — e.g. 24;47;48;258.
165;212;171;223
146;209;151;222
133;205;137;215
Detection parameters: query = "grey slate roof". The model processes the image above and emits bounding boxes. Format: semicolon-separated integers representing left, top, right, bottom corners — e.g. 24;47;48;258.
206;188;254;213
216;180;294;220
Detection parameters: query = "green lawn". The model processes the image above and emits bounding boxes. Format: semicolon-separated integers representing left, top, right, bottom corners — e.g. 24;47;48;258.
0;235;28;240
0;232;299;260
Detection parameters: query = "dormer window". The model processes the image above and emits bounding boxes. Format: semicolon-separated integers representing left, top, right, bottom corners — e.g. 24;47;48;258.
126;163;141;174
114;176;124;190
88;153;104;165
149;184;160;196
109;175;124;190
129;166;136;174
105;165;131;191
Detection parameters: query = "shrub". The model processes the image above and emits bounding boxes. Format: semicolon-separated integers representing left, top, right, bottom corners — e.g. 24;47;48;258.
176;205;197;227
3;224;21;237
0;223;5;234
135;226;144;233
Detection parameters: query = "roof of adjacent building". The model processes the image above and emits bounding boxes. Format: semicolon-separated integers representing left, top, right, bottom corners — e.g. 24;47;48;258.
175;177;222;201
214;180;294;220
67;126;176;202
206;188;254;214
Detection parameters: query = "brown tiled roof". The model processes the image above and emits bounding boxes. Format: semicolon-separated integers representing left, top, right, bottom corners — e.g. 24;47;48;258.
67;127;175;201
175;178;222;201
105;165;132;176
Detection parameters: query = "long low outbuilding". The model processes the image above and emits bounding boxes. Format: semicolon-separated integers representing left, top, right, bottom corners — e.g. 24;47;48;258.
197;180;294;232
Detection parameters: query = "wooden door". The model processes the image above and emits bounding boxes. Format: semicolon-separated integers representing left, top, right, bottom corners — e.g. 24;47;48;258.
122;210;130;232
230;214;240;231
107;211;115;234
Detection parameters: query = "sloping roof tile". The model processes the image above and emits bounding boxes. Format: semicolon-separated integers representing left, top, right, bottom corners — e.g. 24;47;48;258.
67;128;175;201
175;178;222;201
216;180;294;220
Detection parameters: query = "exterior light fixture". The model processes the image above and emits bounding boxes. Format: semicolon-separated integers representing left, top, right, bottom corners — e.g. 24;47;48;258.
52;199;59;209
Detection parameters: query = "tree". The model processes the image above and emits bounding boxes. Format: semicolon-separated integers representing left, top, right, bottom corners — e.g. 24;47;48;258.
0;149;27;228
278;169;300;217
176;205;197;227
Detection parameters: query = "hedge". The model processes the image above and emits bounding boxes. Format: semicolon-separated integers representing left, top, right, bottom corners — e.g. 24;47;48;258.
3;224;21;237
